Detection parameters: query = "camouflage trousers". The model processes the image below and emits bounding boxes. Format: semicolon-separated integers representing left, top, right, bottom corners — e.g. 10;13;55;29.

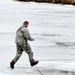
12;43;34;64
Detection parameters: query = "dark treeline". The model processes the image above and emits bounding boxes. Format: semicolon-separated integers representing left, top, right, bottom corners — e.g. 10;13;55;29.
16;0;75;5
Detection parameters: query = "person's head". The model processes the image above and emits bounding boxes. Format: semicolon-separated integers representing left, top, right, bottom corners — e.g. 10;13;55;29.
23;21;29;27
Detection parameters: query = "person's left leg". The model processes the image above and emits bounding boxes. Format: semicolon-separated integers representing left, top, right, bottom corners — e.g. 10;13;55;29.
10;44;23;69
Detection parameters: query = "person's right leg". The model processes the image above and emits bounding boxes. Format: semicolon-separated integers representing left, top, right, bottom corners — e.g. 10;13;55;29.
10;44;23;69
22;43;38;66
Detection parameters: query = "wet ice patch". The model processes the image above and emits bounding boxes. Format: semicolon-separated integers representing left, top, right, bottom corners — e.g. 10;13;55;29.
41;34;60;37
56;42;75;48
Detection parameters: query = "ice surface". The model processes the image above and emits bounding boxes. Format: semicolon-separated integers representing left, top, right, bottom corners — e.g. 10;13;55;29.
0;0;75;75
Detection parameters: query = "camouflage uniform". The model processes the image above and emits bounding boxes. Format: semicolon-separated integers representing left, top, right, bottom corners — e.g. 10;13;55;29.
12;25;35;65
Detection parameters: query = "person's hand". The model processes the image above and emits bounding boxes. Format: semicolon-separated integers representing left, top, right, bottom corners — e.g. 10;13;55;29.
31;37;34;41
31;38;34;41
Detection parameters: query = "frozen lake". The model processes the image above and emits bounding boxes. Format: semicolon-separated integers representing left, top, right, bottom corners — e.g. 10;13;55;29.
0;0;75;75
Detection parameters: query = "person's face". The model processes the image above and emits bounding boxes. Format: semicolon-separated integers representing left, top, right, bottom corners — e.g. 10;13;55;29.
24;23;28;27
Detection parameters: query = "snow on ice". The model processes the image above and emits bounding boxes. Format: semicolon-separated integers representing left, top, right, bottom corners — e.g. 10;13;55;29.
0;0;75;75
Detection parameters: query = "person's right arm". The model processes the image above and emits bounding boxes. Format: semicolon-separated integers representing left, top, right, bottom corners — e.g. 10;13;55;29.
22;27;34;41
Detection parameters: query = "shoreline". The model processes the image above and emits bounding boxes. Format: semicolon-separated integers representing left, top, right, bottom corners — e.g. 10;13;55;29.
15;0;75;5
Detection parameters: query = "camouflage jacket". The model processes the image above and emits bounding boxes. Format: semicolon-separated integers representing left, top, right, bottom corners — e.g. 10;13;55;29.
15;25;33;44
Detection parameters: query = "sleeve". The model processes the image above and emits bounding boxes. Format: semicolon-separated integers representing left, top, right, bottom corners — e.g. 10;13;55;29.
22;28;33;41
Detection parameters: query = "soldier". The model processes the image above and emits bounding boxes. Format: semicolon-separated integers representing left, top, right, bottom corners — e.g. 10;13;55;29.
10;21;38;69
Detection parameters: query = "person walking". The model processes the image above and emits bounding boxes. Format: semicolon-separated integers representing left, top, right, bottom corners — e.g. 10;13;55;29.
10;21;38;69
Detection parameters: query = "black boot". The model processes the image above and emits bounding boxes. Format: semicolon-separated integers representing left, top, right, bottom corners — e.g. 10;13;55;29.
10;60;15;69
31;60;38;66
